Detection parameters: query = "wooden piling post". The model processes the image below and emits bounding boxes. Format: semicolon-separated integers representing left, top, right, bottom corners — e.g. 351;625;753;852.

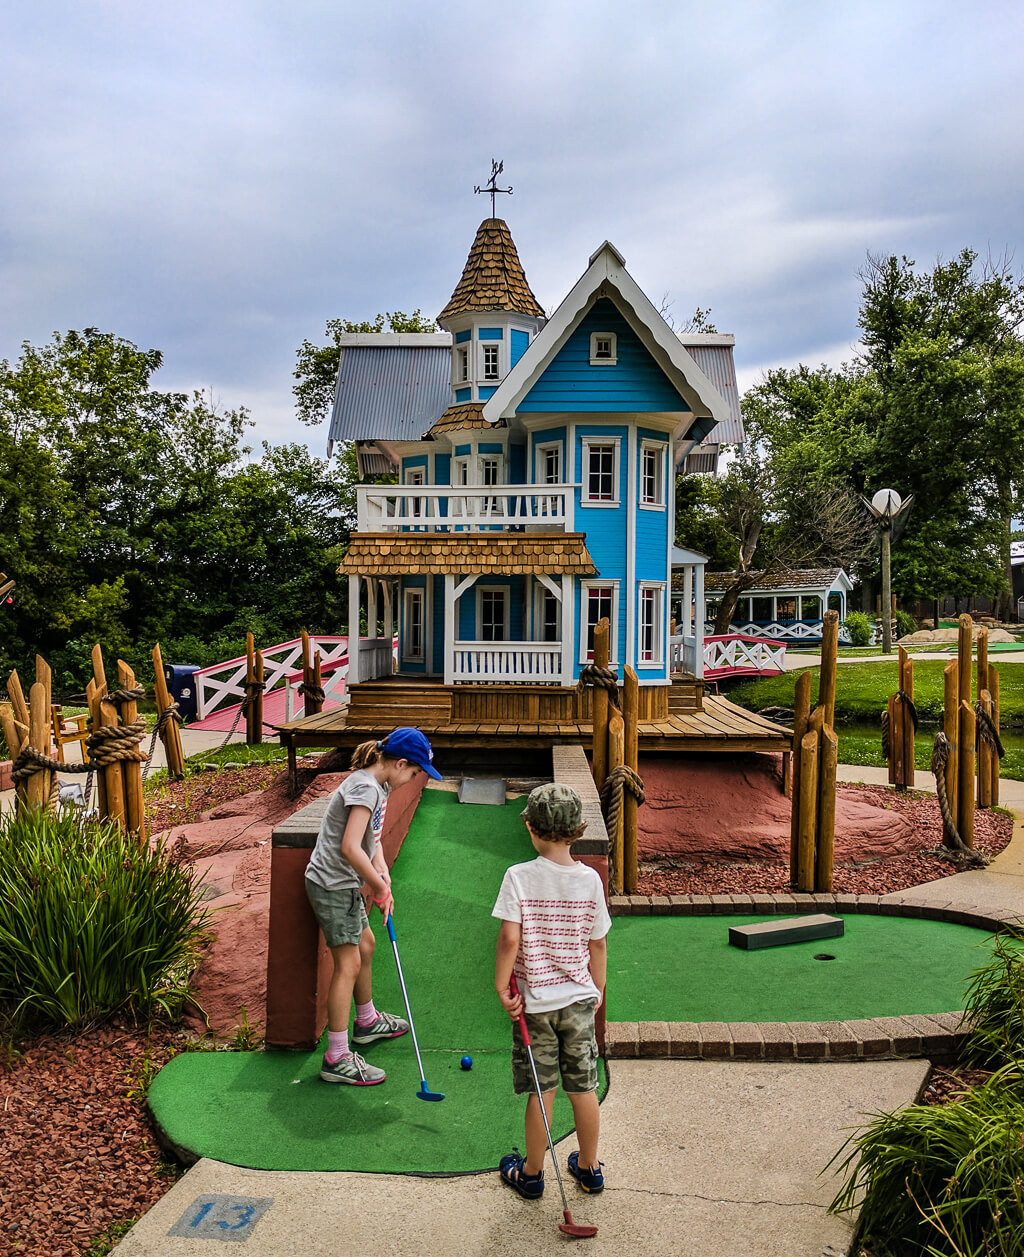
943;661;958;842
797;729;819;893
622;666;640;894
313;652;324;714
591;618;611;789
957;699;975;849
607;710;625;895
815;724;838;893
152;644;185;778
989;666;1000;806
789;672;811;888
886;693;897;785
301;630;313;717
26;682;49;812
85;680;106;818
978;689;993;809
957;615;973;708
819;609;839;728
117;660;147;843
98;690;126;828
245;632;256;745
976;627;989;706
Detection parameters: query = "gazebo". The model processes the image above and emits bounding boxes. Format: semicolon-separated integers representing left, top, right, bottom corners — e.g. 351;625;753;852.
673;567;854;644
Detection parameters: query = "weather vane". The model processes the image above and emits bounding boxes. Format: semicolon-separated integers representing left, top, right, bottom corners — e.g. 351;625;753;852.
474;159;512;217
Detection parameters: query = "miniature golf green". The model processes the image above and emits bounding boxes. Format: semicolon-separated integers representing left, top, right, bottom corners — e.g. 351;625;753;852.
149;790;997;1173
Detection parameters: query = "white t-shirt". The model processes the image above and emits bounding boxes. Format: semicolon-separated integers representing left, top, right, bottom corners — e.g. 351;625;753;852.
492;856;612;1014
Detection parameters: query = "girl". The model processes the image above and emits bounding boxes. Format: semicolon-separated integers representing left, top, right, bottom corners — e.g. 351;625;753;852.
305;726;442;1085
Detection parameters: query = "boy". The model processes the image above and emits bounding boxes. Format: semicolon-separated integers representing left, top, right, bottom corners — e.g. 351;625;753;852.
493;782;611;1199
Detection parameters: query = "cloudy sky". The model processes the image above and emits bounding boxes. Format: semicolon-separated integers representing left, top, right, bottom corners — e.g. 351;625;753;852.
3;1;1022;454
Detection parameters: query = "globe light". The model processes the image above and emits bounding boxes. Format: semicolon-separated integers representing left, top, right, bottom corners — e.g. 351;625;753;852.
871;488;902;519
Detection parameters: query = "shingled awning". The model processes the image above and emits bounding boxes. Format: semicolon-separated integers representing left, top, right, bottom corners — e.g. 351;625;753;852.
426;402;505;436
338;532;597;576
438;219;544;322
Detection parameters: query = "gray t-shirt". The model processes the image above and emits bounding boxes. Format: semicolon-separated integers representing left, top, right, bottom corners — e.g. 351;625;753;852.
305;769;387;891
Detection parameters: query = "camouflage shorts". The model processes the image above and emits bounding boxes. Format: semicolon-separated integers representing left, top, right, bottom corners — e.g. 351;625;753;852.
511;999;599;1095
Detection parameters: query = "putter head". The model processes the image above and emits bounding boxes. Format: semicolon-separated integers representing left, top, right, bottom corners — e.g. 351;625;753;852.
559;1212;598;1239
417;1086;445;1102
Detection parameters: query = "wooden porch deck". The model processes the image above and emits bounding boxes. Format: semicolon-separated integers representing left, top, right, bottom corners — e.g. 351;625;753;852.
272;677;793;770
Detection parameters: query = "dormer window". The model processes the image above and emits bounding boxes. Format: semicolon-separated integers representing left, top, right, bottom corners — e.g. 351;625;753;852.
483;343;500;380
457;346;469;383
590;332;617;365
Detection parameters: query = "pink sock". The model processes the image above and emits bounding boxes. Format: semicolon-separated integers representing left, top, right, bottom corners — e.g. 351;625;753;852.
325;1030;349;1063
355;1000;378;1026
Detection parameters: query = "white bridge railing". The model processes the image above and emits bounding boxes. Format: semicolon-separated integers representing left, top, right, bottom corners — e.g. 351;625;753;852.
195;635;350;719
451;641;563;684
705;619;851;645
703;634;788;676
356;484;574;532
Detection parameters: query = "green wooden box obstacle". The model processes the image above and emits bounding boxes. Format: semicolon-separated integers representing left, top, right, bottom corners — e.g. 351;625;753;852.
729;914;844;951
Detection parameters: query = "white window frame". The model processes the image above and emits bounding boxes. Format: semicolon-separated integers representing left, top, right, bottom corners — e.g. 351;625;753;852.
402;587;426;662
589;332;617;365
455;346;469;384
579;579;620;664
639;439;667;509
581;437;620;506
476;584;510;642
534;581;561;643
535;441;562;485
482;342;500;380
638;582;666;666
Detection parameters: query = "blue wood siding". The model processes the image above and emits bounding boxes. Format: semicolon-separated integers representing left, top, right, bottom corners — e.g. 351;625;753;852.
399;575;427;674
457;578;524;640
454;387;472;403
478;328;503;340
401;454;428;477
509;443;526;482
518;299;690;412
455;329;471;344
511;329;529;366
434;453;451;485
478;386;498;400
635;429;669;582
479;442;503;454
455;444;472;456
432;576;445;674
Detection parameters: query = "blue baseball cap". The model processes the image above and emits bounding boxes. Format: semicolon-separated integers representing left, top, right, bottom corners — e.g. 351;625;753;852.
381;727;443;779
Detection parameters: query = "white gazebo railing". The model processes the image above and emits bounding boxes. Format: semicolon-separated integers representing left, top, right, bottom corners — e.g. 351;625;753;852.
703;619;851;645
356;485;574;532
451;642;563;684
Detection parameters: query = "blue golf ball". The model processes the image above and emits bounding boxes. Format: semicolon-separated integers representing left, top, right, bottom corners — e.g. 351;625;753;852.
460;1055;473;1071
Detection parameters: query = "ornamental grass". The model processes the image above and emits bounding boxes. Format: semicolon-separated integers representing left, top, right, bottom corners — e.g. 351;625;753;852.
0;809;209;1029
960;933;1024;1070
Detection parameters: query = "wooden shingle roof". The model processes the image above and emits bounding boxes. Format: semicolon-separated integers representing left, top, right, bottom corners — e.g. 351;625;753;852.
438;219;544;322
695;568;850;593
427;402;506;436
338;533;597;576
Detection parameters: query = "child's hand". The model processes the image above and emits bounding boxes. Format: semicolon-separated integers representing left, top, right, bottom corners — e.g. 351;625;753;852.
497;984;522;1020
374;888;394;920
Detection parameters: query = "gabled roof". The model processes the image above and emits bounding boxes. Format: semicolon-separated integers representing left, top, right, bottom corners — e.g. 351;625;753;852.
677;334;744;444
481;243;731;441
700;568;854;594
327;335;451;448
438;219;544;322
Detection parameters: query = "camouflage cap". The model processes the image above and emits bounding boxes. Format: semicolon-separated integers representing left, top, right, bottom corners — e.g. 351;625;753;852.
523;782;583;834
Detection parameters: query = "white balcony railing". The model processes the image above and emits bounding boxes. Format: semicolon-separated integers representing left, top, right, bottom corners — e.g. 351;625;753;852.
452;641;563;684
356;484;574;532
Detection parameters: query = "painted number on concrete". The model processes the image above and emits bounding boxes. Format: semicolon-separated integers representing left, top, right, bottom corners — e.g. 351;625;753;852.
168;1195;274;1242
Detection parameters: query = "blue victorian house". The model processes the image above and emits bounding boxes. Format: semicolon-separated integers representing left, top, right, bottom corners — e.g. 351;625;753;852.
331;217;742;717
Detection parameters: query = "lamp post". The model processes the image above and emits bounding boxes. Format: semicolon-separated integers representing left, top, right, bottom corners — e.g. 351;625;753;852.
863;489;914;654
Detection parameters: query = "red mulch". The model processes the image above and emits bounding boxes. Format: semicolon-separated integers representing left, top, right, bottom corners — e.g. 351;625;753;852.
1;766;1016;1255
637;786;1013;896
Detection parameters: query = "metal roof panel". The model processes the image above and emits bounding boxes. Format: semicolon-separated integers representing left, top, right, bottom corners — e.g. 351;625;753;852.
328;344;451;444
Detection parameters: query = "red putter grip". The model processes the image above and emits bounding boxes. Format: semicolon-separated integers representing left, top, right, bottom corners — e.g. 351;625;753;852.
508;973;531;1045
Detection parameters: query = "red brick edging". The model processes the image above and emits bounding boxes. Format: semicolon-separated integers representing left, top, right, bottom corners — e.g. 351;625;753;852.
604;893;1024;1063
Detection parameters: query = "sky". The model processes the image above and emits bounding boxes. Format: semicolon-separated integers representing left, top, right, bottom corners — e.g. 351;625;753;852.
3;0;1023;456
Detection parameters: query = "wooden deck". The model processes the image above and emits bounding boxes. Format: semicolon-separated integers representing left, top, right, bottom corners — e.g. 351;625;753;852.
272;677;792;771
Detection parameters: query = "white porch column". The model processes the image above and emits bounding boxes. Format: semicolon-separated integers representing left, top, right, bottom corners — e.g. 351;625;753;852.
383;580;394;672
561;574;576;686
444;574;456;686
348;575;361;685
683;566;693;635
368;580;379;639
694;565;705;680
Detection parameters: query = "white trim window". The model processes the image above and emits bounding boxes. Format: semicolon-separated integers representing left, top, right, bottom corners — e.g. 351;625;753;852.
535;583;561;643
402;588;425;662
640;440;667;508
580;581;619;663
536;441;561;484
404;466;425;521
477;586;509;642
638;583;665;665
589;332;617;365
581;437;620;505
455;346;469;384
482;343;500;380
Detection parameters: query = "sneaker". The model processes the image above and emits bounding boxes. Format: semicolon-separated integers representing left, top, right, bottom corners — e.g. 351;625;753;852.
567;1152;604;1193
351;1010;409;1046
499;1149;544;1199
319;1051;386;1085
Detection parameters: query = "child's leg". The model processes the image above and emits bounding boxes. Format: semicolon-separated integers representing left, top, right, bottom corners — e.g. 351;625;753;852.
353;924;375;1006
566;1090;600;1168
524;1090;556;1176
327;943;361;1033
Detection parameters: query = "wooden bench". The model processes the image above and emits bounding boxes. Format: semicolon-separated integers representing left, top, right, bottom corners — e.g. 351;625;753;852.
51;706;89;763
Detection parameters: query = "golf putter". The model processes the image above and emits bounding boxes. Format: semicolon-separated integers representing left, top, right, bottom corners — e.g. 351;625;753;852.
386;914;444;1101
509;974;597;1239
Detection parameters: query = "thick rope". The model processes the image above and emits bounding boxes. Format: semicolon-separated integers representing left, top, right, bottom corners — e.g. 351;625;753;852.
927;732;988;867
896;688;918;732
577;662;621;709
599;764;645;854
142;699;183;783
297;679;326;704
974;701;1005;760
880;709;890;761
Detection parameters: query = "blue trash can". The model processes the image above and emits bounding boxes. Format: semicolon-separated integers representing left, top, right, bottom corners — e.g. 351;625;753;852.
164;664;200;723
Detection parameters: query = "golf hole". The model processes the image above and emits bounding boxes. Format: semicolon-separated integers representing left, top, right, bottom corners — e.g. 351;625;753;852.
813;953;837;961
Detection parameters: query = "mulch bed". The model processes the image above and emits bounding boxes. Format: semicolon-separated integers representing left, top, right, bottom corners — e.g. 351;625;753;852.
1;766;1016;1256
637;786;1013;896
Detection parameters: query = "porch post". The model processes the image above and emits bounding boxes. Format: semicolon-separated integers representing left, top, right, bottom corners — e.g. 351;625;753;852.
444;574;456;686
683;565;693;634
694;565;705;680
562;574;576;686
383;580;394;673
348;575;361;685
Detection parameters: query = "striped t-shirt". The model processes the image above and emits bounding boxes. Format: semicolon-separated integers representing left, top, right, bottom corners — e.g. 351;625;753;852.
492;856;611;1014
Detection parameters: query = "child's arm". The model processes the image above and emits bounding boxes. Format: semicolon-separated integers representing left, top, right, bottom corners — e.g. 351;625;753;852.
341;806;392;916
495;920;522;1020
588;937;607;1006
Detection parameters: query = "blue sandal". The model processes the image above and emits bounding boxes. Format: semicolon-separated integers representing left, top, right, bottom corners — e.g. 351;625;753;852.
499;1149;544;1199
568;1151;605;1193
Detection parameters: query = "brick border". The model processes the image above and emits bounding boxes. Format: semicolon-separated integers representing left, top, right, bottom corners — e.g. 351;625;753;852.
604;893;1024;1062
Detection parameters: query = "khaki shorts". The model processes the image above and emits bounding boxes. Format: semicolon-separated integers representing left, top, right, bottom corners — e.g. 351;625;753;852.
512;998;599;1095
305;879;368;948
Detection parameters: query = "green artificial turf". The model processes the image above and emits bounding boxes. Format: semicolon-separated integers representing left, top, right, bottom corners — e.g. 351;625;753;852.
607;913;998;1023
149;790;607;1174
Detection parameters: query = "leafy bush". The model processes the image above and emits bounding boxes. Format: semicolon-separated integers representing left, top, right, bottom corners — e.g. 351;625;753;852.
844;610;873;647
895;609;918;639
960;933;1024;1070
0;810;209;1028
